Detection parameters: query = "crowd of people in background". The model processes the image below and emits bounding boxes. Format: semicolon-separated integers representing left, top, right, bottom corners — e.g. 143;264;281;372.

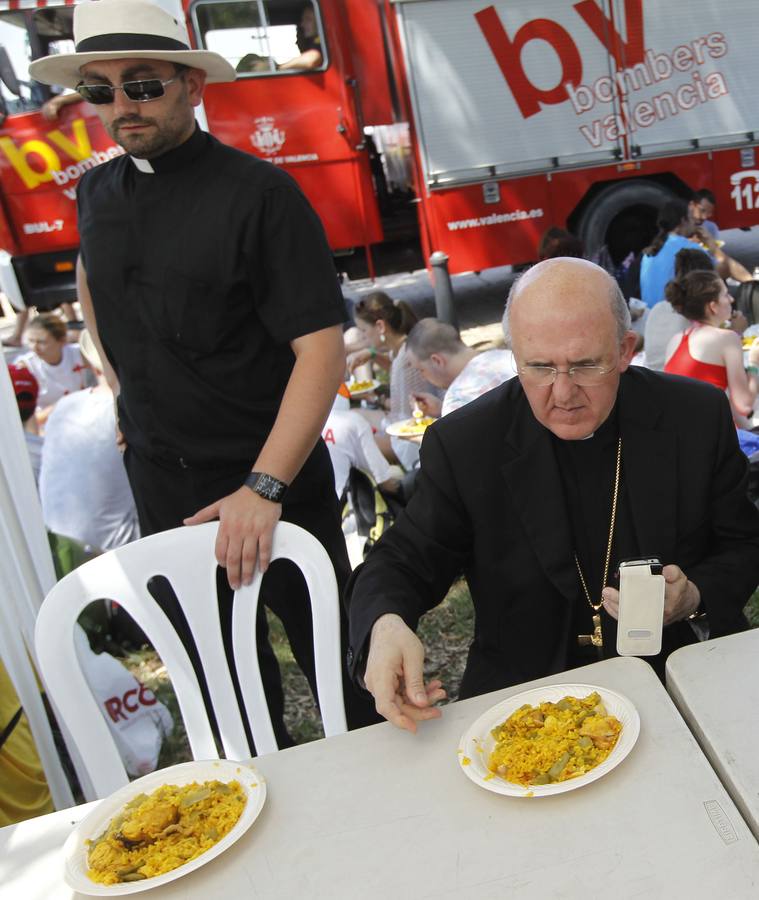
5;183;759;587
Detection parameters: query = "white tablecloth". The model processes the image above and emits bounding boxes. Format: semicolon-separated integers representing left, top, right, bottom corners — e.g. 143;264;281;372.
3;656;759;899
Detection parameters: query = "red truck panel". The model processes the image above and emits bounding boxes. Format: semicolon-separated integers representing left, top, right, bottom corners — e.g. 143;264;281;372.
0;107;122;256
342;0;396;125
419;148;748;274
201;1;384;251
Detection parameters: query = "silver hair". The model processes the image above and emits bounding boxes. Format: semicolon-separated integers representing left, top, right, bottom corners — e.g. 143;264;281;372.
502;266;632;344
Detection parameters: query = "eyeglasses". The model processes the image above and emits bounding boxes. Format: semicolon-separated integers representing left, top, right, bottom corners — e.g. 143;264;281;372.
518;364;617;387
75;75;180;105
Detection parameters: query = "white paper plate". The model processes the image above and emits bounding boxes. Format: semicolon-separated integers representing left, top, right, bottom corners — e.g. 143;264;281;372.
457;683;639;797
347;379;381;398
385;416;436;437
63;759;266;895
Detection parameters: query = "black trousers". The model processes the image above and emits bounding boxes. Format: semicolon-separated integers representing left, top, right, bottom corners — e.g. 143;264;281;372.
123;444;379;751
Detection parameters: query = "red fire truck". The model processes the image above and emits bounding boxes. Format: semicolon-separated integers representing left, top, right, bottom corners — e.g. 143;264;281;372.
0;0;758;312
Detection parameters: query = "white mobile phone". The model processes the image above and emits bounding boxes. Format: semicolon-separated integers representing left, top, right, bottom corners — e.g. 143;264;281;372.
616;558;665;657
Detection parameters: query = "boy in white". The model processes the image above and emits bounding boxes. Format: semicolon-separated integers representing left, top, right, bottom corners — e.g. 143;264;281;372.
322;391;399;497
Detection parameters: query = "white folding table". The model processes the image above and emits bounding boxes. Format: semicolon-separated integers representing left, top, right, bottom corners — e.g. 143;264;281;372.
3;655;759;899
667;628;759;842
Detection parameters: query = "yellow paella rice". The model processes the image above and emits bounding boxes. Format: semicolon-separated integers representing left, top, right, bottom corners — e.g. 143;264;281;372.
348;380;375;392
86;779;246;885
488;692;622;787
397;416;435;435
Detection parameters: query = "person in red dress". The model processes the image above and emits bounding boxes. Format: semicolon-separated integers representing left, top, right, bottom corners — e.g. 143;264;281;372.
664;270;759;426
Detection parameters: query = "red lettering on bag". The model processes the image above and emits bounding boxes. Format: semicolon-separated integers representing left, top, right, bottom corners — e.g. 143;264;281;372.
323;427;336;445
105;696;126;722
138;683;157;706
574;0;644;70
123;688;139;713
475;6;582;119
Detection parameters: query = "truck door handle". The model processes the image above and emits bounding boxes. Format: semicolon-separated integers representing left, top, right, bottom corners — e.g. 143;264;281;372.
345;77;366;151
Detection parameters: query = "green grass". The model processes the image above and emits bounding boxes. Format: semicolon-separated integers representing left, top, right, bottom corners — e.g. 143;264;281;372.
265;609;325;745
121;650;192;771
417;578;475;703
266;580;477;736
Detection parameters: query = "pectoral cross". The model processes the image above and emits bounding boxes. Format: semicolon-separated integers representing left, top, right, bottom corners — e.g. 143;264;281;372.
578;613;603;651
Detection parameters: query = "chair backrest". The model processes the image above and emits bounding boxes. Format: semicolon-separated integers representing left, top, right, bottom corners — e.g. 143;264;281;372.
34;521;346;798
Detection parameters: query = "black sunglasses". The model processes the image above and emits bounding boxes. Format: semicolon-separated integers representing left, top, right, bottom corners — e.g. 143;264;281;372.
75;75;180;105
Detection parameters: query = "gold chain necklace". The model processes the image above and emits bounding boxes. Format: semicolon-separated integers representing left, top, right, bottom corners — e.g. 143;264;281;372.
576;436;622;652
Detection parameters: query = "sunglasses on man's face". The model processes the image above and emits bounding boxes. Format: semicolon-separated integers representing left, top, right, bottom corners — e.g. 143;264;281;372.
75;75;180;105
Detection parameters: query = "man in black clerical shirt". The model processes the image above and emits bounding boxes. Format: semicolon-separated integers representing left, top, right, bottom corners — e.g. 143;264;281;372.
30;0;377;743
347;257;759;733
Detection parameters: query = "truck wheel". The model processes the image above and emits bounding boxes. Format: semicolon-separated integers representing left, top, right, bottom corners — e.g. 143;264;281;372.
577;180;677;266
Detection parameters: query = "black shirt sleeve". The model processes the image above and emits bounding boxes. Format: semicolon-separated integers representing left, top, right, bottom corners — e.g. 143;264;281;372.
248;181;346;343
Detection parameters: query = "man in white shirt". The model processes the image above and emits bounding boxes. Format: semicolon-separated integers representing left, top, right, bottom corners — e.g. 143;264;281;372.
405;319;517;417
39;331;139;551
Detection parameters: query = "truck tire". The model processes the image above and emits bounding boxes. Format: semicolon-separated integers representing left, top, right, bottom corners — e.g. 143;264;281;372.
577;180;677;266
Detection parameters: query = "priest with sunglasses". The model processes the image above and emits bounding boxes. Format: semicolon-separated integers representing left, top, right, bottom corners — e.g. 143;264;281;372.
347;257;759;733
30;0;378;743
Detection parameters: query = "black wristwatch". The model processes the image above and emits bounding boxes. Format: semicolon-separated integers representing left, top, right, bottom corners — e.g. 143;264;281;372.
243;471;288;503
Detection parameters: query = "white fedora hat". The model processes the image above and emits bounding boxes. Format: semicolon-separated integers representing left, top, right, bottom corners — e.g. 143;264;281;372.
29;0;236;88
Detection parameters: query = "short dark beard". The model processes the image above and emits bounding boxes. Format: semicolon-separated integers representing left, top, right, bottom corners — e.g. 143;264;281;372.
110;116;191;159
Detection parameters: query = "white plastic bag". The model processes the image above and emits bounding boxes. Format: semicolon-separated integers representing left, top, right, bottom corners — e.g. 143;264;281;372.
73;626;173;777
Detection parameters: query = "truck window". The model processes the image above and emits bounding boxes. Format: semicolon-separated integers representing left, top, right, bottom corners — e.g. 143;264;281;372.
0;8;74;113
192;0;326;77
0;13;42;112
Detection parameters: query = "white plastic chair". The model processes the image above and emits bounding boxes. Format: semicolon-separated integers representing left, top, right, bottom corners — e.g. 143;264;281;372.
34;521;347;799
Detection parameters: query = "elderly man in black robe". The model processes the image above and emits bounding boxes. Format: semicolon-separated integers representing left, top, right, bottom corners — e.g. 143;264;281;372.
347;257;759;732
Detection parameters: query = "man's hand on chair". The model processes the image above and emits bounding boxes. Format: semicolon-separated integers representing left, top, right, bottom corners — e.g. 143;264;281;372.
184;487;282;590
364;614;446;733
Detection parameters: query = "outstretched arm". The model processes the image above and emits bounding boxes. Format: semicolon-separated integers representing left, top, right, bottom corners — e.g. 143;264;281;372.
41;91;83;122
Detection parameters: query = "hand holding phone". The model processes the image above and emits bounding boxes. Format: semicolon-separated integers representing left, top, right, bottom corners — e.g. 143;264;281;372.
616;558;665;657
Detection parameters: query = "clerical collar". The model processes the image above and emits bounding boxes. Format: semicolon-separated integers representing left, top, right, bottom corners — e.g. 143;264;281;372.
553;403;619;450
129;125;208;175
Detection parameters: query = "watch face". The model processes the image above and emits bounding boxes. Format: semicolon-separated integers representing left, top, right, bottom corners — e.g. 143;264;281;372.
258;474;277;498
247;472;286;502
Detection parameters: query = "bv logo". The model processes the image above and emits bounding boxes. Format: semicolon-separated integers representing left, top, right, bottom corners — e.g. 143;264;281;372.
0;118;94;189
251;116;286;156
476;0;645;118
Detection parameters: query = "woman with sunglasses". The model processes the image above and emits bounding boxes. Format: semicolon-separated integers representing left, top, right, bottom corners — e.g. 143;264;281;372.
664;270;759;426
